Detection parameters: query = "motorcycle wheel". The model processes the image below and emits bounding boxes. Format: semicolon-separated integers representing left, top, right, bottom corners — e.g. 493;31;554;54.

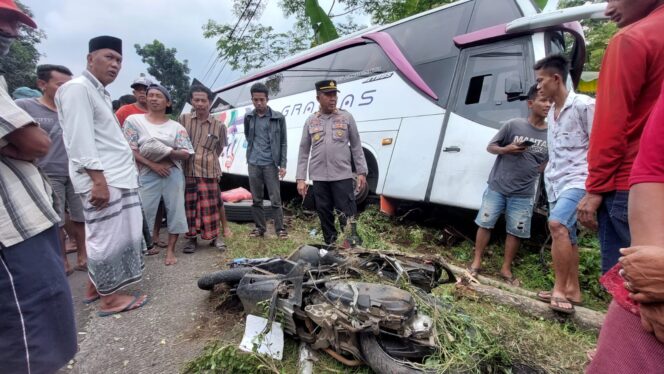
197;268;252;290
359;333;437;374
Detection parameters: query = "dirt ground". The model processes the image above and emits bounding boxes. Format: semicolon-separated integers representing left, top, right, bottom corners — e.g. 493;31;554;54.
61;234;233;374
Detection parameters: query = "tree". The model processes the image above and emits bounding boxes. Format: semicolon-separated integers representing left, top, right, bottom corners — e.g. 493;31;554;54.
0;0;45;93
134;40;191;114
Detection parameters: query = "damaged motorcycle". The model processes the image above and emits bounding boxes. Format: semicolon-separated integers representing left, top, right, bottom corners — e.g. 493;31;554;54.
198;245;458;373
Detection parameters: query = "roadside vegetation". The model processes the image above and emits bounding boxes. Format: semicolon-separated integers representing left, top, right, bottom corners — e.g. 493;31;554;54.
184;205;602;373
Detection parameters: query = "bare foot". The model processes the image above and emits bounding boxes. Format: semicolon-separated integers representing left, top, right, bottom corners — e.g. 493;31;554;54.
224;228;233;238
165;253;177;266
99;293;148;314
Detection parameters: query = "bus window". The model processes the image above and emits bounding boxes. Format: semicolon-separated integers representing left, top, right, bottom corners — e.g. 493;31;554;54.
454;41;531;129
468;0;523;32
329;44;394;83
275;53;335;98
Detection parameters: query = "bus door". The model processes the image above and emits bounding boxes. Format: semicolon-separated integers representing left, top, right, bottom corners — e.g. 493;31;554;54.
427;37;534;209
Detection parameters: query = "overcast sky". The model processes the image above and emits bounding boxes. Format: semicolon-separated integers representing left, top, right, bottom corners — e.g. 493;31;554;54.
26;0;317;98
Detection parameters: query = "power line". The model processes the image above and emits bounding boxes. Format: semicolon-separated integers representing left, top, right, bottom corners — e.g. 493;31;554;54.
209;0;262;88
201;0;255;84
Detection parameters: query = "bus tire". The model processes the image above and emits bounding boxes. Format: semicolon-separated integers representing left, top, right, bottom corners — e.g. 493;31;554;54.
224;200;274;222
354;173;369;206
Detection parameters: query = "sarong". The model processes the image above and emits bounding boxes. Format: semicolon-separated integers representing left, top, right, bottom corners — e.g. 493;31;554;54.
80;187;145;296
587;301;664;373
185;177;220;240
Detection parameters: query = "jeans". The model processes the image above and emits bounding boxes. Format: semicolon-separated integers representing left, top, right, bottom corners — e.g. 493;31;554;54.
549;188;585;245
139;167;188;234
598;190;631;274
248;164;284;233
474;186;535;239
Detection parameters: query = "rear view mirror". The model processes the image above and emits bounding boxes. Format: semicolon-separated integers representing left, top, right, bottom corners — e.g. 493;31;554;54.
505;76;526;102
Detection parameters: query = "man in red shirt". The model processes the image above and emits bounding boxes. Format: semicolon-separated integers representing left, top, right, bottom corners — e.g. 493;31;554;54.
577;0;664;274
115;75;151;127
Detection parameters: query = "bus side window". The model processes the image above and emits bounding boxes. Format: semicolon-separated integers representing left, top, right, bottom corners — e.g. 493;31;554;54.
453;41;531;129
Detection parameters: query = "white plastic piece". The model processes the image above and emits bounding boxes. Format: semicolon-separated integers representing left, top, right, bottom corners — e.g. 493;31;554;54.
239;314;284;360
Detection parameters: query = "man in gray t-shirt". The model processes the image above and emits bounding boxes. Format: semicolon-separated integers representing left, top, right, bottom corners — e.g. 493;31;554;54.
468;85;551;285
15;64;87;275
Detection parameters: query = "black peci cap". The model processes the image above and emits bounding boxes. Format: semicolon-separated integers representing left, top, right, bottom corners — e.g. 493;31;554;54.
315;80;340;93
89;36;122;55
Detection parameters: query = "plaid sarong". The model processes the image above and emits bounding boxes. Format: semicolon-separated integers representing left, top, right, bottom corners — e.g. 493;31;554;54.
185;177;220;240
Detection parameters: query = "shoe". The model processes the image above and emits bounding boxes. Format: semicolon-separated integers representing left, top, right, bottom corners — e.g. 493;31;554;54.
183;238;197;254
211;238;227;251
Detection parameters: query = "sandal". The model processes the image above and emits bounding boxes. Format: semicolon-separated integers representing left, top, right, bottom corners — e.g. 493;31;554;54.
277;230;289;239
550;296;575;314
499;273;521;287
248;228;264;238
155;241;168;248
536;290;583;306
466;266;481;278
146;247;161;256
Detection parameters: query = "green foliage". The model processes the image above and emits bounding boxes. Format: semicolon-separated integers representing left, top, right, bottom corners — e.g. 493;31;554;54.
134;40;191;114
534;0;548;9
203;21;309;74
183;343;286;374
304;0;339;46
0;1;45;93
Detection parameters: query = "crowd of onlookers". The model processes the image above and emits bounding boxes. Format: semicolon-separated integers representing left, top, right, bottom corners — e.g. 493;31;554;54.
1;0;664;373
468;1;664;372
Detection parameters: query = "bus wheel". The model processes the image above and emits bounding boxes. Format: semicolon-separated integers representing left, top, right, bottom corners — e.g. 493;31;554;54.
353;173;369;205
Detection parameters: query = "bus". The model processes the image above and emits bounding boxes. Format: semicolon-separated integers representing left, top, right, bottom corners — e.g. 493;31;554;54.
209;0;604;213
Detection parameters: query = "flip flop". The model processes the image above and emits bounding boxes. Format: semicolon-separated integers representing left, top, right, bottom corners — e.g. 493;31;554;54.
550;297;575;315
536;290;583;306
83;294;100;304
499;274;521;287
146;247;161;256
466;267;481;278
65;268;74;276
155;241;168;248
97;294;149;317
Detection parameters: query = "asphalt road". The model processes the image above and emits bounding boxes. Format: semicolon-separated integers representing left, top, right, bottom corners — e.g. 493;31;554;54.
61;237;226;374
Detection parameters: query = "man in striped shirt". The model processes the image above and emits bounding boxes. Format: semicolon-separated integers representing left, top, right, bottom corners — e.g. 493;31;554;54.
0;2;76;372
180;84;229;252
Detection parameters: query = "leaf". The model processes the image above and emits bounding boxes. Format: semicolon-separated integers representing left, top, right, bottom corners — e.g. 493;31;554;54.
304;0;339;45
534;0;548;9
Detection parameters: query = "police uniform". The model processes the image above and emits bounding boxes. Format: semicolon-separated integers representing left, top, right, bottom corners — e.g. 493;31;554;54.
296;80;368;244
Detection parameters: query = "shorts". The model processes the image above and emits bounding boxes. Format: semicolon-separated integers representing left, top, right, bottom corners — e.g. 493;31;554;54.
474;186;535;238
548;188;585;245
49;175;85;226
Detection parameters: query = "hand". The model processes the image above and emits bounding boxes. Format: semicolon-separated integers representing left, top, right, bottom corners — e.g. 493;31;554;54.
279;168;286;180
501;142;526;155
640;303;664;343
356;174;367;193
577;193;603;230
89;181;110;210
150;160;172;177
619;246;664;303
297;180;308;198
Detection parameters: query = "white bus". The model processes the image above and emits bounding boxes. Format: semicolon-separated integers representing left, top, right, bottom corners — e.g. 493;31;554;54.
210;0;603;213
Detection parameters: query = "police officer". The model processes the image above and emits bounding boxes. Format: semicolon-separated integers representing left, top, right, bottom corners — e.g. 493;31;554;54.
296;80;368;245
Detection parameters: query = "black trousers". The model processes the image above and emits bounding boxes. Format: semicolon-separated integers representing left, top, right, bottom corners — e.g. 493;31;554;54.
312;179;357;244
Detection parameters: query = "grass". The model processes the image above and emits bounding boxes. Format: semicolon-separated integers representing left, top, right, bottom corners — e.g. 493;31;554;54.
184;206;602;373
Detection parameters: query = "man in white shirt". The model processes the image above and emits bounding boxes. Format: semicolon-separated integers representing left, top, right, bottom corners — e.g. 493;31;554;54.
56;36;149;317
533;54;594;315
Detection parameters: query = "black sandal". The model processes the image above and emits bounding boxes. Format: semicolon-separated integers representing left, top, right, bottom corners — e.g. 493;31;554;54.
248;228;264;238
277;230;289;239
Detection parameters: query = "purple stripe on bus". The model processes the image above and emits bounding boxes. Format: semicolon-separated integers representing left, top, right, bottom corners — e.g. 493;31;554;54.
361;31;439;101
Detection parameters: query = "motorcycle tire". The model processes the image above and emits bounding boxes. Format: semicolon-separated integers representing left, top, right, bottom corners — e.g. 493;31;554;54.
197;267;252;291
359;333;437;374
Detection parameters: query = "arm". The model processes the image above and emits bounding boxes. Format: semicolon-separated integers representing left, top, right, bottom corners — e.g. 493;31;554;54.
348;116;367;176
171;126;194;161
279;116;287;178
487;122;525;155
56;83;104;173
1;124;51;161
296;121;312;197
216;124;227;157
586;34;644;194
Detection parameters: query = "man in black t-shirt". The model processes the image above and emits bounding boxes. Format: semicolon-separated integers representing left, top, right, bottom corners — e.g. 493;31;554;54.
468;85;551;285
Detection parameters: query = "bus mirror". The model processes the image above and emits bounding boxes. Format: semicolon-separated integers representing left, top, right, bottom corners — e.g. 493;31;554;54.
505;77;525;102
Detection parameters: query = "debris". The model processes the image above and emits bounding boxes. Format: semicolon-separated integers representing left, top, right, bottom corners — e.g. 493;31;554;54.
239;314;284;360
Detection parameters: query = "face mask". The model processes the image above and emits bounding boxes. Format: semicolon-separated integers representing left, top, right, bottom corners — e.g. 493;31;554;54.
0;33;16;56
